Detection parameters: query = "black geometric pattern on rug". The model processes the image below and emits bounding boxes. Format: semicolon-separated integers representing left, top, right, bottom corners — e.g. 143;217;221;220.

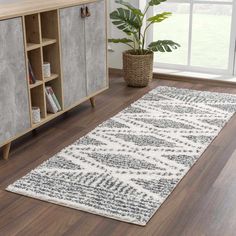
6;86;236;225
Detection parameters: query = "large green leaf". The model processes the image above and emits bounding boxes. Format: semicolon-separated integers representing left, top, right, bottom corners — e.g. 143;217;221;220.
148;40;180;52
108;38;133;44
115;0;143;16
148;0;167;6
110;8;142;35
147;12;172;23
108;38;134;49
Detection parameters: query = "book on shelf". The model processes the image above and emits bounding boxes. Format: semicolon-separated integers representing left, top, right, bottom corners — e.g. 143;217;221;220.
47;87;62;111
28;59;37;84
45;86;61;114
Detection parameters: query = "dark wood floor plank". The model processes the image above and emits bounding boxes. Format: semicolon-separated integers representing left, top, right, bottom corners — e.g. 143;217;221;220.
1;75;236;236
17;207;84;236
61;213;104;236
188;150;236;236
0;197;49;235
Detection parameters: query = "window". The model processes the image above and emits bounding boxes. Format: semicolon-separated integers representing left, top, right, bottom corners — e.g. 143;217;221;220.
147;0;236;75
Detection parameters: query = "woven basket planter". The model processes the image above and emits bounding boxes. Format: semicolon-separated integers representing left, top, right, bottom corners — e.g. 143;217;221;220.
123;50;154;87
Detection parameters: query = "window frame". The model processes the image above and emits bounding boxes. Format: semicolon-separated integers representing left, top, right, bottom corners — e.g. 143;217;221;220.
146;0;236;75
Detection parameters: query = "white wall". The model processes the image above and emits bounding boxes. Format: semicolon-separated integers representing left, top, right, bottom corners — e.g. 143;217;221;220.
108;0;140;69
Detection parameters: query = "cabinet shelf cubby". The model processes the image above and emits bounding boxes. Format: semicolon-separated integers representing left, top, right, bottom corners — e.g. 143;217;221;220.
30;84;47;120
40;10;58;40
23;9;63;126
42;44;60;76
24;13;41;45
27;48;43;84
45;79;62;115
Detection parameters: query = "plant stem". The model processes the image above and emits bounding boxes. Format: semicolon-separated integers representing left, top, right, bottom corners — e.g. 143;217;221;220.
133;35;136;51
142;22;152;51
140;2;150;53
143;4;150;20
124;43;135;50
138;29;141;50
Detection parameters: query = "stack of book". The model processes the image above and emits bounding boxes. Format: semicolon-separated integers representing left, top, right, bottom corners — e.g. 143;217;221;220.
28;60;37;84
45;86;61;114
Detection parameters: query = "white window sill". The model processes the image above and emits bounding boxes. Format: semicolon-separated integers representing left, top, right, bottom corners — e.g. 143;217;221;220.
154;68;236;84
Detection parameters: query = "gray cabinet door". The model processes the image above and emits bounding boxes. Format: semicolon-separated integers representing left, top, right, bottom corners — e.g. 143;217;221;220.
60;6;87;109
0;17;30;146
85;0;107;96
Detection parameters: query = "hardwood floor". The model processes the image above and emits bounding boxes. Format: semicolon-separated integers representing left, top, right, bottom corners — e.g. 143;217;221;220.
1;75;236;236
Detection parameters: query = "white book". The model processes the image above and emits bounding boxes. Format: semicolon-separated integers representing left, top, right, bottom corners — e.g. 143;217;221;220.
45;89;58;114
46;86;61;111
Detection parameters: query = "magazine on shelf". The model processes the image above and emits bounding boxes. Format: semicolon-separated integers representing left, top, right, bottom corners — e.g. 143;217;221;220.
45;86;58;114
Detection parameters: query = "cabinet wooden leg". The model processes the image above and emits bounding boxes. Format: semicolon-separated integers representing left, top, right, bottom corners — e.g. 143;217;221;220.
3;142;11;160
32;129;38;136
90;97;95;108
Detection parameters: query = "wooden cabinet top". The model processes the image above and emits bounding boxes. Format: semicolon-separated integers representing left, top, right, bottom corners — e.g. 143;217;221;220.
0;0;97;20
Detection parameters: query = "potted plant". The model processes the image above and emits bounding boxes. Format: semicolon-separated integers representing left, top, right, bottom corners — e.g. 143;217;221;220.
109;0;180;87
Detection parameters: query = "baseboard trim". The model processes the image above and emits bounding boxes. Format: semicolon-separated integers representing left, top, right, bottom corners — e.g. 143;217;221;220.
109;68;123;76
155;73;236;87
109;68;236;87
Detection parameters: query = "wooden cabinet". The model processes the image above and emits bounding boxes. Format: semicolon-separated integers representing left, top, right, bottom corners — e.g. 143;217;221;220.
0;17;31;146
0;0;108;160
60;0;107;108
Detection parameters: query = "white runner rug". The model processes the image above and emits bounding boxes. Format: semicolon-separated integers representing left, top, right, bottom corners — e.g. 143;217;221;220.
6;86;236;225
